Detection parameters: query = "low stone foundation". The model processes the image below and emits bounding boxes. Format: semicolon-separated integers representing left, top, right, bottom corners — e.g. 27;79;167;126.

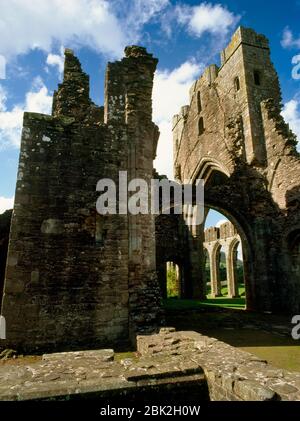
0;343;208;401
0;329;299;401
137;328;300;401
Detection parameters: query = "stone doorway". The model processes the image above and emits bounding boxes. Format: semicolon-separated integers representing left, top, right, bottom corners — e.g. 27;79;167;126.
203;209;246;309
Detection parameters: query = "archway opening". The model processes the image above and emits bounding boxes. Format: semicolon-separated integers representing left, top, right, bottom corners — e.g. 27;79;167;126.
203;208;246;309
166;261;181;298
218;244;227;295
288;229;300;269
287;229;300;310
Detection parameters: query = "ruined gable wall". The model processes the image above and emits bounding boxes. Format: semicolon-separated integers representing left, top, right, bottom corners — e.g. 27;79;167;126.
173;27;300;313
1;47;161;352
1;61;129;351
174;27;283;185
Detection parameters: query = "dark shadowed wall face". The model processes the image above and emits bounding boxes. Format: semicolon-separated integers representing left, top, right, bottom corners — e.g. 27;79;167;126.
0;210;12;306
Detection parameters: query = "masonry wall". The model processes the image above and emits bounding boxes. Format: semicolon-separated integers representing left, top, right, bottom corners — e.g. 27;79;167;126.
0;210;12;303
1;47;162;352
173;27;300;313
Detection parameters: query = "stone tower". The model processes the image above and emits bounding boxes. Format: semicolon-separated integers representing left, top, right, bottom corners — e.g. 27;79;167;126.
172;27;300;313
1;47;162;352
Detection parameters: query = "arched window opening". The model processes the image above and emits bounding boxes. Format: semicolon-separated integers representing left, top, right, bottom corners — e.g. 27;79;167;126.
254;70;261;86
218;244;227;296
203;209;246;309
198;117;204;136
288;230;300;275
166;261;181;298
197;91;202;113
234;76;240;91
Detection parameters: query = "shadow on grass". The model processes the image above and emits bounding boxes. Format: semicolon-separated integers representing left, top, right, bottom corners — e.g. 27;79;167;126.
164;297;246;311
163;298;300;371
167;284;246;310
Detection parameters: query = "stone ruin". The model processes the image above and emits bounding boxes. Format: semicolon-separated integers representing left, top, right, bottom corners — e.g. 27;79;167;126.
156;220;242;300
203;221;241;299
172;26;300;313
0;27;300;354
0;46;162;352
1;328;300;401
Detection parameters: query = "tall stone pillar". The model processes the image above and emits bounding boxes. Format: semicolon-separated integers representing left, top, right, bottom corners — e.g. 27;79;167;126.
207;243;222;297
175;264;181;298
225;241;240;298
186;219;206;300
105;46;163;339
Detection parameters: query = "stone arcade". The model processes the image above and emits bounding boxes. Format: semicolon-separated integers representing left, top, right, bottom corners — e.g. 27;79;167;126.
0;27;300;353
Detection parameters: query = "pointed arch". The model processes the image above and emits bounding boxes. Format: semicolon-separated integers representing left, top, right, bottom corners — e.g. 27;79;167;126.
191;156;231;184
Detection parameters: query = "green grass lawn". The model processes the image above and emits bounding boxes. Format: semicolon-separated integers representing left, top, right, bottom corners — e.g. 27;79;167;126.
164;300;300;372
165;284;246;310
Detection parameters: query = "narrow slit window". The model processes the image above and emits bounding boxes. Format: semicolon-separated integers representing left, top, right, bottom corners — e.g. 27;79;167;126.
197;91;202;113
96;215;107;246
254;70;261;86
234;76;240;91
198;117;204;135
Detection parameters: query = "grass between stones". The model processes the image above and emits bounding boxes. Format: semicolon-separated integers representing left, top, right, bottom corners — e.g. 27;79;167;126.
164;301;300;372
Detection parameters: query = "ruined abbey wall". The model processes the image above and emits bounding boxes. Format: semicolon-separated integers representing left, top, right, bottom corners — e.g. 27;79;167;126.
0;210;12;302
1;47;162;352
173;27;300;313
1;26;300;354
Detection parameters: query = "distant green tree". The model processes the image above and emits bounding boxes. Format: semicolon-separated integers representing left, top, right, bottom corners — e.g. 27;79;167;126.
167;265;179;298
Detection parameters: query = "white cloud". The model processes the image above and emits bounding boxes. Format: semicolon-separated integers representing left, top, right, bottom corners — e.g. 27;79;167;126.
0;196;14;214
282;99;300;151
0;1;240;62
46;47;65;76
153;60;204;179
0;54;6;79
0;0;126;59
176;2;240;38
122;0;170;40
0;85;7;112
281;27;300;49
292;55;300;80
0;78;52;149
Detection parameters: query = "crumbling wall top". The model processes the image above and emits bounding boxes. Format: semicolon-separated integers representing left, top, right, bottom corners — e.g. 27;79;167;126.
124;45;156;61
52;49;103;123
221;26;269;66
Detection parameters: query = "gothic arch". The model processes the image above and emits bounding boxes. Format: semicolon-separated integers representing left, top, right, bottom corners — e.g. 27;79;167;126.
191;157;231;184
204;203;254;309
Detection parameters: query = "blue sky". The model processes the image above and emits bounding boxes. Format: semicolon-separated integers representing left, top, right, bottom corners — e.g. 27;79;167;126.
0;0;300;229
